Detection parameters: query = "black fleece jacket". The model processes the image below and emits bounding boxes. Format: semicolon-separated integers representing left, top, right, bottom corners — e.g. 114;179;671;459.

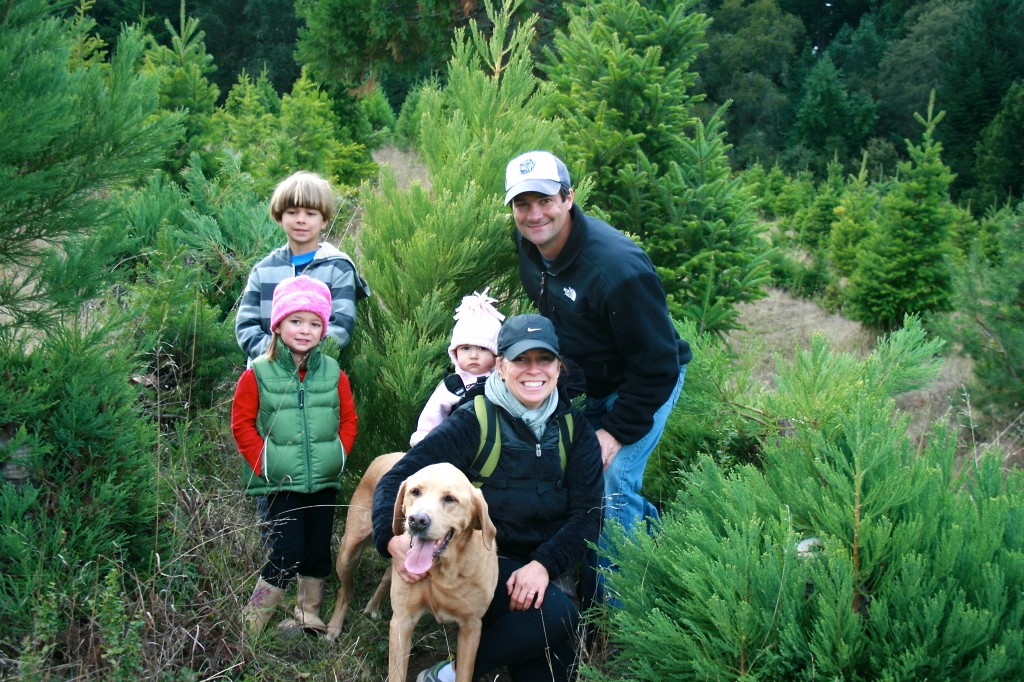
516;205;692;445
372;398;602;581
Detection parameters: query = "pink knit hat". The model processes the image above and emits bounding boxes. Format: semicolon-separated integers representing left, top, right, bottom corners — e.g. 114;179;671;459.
448;289;505;363
271;276;332;332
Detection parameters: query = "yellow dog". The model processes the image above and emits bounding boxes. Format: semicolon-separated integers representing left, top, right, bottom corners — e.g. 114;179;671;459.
326;453;498;682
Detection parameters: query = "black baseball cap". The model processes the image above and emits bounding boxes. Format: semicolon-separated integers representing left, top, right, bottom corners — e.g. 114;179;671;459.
497;314;560;359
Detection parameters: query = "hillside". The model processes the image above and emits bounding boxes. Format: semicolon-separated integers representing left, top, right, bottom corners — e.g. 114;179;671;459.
371;146;975;449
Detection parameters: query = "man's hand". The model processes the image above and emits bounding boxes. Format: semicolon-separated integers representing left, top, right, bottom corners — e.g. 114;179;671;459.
387;533;429;584
596;428;622;471
506;560;550;610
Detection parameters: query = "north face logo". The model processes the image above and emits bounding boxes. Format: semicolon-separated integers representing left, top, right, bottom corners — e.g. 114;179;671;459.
563;286;577;301
519;159;536;174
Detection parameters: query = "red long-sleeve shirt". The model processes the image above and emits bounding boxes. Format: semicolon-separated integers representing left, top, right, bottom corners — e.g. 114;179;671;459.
231;366;358;476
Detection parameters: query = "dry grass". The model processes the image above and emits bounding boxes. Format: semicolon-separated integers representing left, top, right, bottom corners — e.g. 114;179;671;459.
727;287;877;381
728;287;984;448
372;145;433;192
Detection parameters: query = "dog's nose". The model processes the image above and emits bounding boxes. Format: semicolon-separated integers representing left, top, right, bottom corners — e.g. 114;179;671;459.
406;511;431;534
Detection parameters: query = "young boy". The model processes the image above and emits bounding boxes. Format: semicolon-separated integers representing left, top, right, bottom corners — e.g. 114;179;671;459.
235;171;371;362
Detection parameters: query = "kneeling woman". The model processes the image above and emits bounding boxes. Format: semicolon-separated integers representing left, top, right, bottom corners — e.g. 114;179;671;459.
372;314;603;682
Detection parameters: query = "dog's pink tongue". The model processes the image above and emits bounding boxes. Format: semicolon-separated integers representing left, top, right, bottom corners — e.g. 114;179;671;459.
405;537;435;574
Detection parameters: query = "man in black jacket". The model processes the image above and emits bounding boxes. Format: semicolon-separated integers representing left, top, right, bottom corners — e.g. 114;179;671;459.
504;150;692;597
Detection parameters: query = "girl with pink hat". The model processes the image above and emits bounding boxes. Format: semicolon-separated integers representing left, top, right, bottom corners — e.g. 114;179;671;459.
230;275;359;636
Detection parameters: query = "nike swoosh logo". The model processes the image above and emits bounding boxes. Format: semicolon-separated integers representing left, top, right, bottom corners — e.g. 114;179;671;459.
527;327;542;332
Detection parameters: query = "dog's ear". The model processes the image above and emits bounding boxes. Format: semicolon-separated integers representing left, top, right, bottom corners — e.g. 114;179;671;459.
392;480;408;536
472;488;497;550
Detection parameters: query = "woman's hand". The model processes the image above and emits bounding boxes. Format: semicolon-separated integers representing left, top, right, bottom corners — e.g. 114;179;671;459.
387;534;429;584
506;560;550;610
596;428;622;470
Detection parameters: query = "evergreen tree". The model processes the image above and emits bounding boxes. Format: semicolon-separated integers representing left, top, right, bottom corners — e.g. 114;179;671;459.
846;95;955;330
695;0;805;169
594;319;1024;681
207;68;378;195
649;112;774;333
295;0;461;103
0;0;182;332
828;155;880;278
973;80;1024;210
543;0;770;335
873;0;965;147
791;54;876;172
191;0;301;97
0;328;163;655
790;158;844;251
346;0;561;455
937;0;1024;198
935;203;1024;425
89;0;181;46
778;0;871;50
825;12;885;89
277;69;378;188
208;70;282;191
140;9;220;175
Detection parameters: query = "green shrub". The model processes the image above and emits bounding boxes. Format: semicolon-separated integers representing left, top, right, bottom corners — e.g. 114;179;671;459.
359;81;397;148
933;201;1024;427
773;170;817;221
643;319;767;506
115;255;240;426
393;78;440;148
789;161;843;252
767;247;833;299
116;154;287;322
592;319;1024;681
741;162;789;218
0;326;160;652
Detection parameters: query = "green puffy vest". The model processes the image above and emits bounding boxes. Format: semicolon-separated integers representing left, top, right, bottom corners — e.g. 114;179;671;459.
244;347;345;495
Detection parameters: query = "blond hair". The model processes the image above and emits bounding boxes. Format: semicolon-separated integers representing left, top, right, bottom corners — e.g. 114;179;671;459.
265;334;310;369
269;171;336;223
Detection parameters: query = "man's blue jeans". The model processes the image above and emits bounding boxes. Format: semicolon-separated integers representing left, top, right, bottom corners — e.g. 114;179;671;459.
584;366;686;589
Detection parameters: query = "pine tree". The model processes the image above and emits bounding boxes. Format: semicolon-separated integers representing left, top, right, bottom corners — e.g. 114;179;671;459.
646;112;773;334
0;1;182;332
937;0;1024;198
140;9;220;175
935;203;1024;425
594;319;1024;680
846;94;955;330
791;54;876;173
208;70;282;192
828;155;880;278
295;0;460;97
973;80;1024;210
346;0;561;455
694;0;805;169
277;68;378;188
791;158;844;252
543;0;770;335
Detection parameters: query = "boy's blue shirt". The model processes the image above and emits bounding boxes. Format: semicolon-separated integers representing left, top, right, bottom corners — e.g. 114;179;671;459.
291;250;316;273
235;242;371;361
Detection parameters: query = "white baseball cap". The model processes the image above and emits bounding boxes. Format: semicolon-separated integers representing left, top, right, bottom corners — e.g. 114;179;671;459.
504;151;572;205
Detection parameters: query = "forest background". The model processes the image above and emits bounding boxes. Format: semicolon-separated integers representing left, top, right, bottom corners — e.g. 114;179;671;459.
2;0;1023;679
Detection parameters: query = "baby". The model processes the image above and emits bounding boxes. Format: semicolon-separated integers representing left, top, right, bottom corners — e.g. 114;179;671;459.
409;290;504;446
